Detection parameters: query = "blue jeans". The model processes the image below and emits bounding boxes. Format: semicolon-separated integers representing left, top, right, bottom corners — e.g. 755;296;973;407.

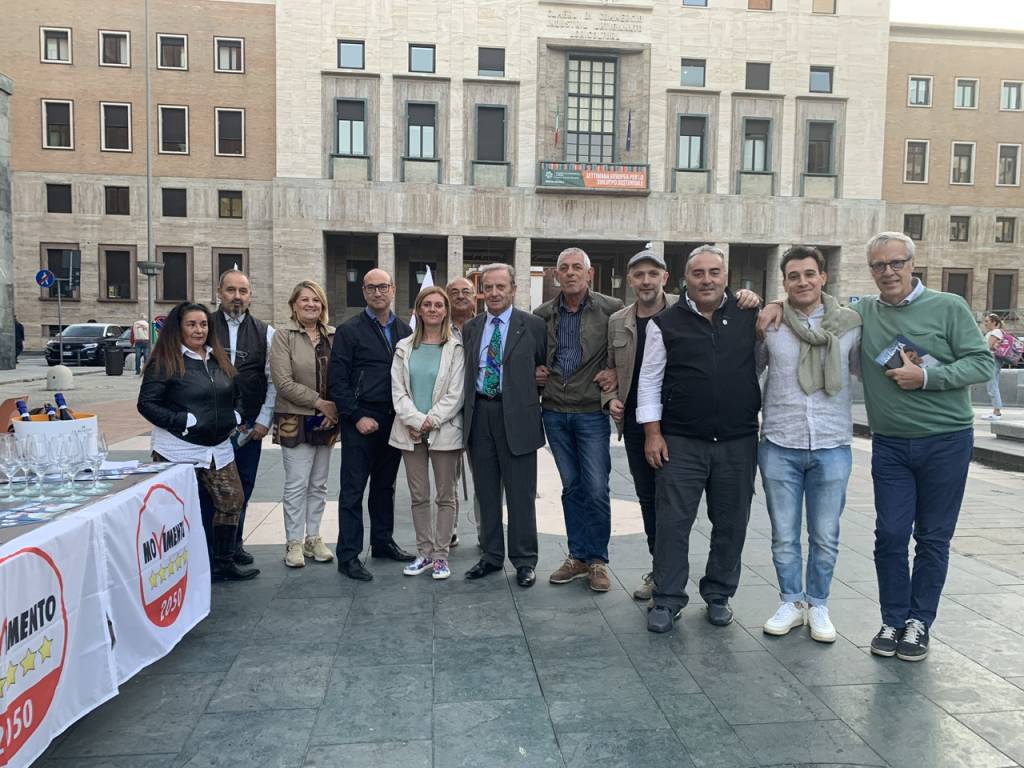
758;440;852;607
986;359;1003;410
872;428;973;628
134;341;149;373
543;410;612;563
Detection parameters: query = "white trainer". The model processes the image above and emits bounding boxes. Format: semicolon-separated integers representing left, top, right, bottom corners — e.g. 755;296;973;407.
763;601;806;636
808;605;836;643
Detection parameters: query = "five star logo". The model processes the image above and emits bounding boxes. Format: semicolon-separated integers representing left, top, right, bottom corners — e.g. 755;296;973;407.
19;648;37;674
168;558;176;575
39;636;53;662
159;565;169;582
5;661;17;689
149;570;159;589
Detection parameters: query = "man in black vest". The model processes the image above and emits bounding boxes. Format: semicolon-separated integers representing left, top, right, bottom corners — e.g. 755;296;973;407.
329;268;415;581
637;246;761;633
208;269;276;565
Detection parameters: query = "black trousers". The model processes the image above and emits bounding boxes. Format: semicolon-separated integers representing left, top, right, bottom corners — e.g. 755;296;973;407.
468;398;539;569
623;425;657;555
336;412;402;563
652;433;757;612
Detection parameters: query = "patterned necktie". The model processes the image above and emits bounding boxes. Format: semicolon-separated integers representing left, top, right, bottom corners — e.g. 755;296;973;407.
483;317;502;397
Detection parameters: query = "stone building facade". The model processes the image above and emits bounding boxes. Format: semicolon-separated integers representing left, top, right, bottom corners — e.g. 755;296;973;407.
884;23;1024;317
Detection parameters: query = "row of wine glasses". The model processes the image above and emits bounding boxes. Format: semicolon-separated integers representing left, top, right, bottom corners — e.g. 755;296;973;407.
0;430;110;504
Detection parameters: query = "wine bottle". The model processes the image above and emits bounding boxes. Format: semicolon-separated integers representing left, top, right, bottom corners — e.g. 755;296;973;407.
15;400;32;421
54;392;75;421
45;403;59;421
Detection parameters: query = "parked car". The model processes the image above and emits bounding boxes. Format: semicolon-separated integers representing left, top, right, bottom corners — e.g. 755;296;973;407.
45;323;125;366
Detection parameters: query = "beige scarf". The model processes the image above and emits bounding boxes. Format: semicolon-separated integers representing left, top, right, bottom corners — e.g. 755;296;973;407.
782;292;861;396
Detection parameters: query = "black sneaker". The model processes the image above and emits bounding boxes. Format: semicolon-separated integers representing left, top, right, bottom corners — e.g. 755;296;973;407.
647;605;683;634
450;533;459;548
870;624;900;657
896;619;929;662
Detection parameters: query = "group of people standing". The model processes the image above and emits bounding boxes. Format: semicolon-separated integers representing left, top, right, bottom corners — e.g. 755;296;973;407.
136;229;994;663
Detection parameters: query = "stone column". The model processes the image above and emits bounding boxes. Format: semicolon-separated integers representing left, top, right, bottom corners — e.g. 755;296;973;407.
377;232;396;280
514;237;531;311
765;245;784;302
447;235;464;285
0;74;14;370
714;241;731;270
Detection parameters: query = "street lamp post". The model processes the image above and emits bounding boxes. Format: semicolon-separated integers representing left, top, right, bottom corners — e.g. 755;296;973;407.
137;260;164;345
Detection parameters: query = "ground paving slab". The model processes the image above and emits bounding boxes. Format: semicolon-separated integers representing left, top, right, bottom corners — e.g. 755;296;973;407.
28;427;1024;767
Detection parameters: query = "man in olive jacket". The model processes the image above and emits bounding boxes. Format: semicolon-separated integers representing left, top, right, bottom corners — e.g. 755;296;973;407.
535;247;624;593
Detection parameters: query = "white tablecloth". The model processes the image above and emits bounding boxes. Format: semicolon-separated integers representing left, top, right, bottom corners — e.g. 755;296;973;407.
0;464;210;768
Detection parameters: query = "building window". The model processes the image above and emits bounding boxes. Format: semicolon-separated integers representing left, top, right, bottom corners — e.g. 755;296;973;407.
676;116;706;170
100;247;135;300
162;188;187;217
943;269;972;303
950;142;975;184
680;58;705;87
478;47;505;77
950;216;970;242
989;270;1018;311
43;246;81;300
904;140;928;183
212;248;249;290
100;102;131;152
682;0;707;5
812;0;837;13
40;28;71;63
41;100;74;149
745;62;770;91
158;105;189;154
337;100;366;156
46;184;72;214
809;66;833;94
406;103;436;159
748;0;772;8
567;56;616;163
743;119;770;172
214;37;244;72
908;76;932;107
218;190;243;219
157;34;187;69
476;106;506;162
346;260;374;306
954;78;978;109
215;108;245;156
99;31;129;66
997;144;1021;186
338;40;364;69
903;213;924;241
409;44;435;73
996;216;1016;244
1001;81;1023;111
806;122;834;174
156;247;192;302
104;186;130;215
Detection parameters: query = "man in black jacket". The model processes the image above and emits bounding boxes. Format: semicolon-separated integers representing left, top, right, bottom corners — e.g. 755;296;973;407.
638;245;760;633
329;268;415;580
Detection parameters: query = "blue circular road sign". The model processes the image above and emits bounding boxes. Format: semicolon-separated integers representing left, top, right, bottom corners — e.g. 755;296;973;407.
35;269;56;288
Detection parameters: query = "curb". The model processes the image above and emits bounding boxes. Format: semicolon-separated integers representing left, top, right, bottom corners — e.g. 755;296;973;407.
0;368;110;386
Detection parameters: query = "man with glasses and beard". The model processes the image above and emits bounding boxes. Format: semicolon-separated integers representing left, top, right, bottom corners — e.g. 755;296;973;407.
207;268;277;566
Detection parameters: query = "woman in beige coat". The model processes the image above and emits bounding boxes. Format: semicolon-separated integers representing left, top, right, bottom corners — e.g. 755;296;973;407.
389;286;465;579
270;280;339;568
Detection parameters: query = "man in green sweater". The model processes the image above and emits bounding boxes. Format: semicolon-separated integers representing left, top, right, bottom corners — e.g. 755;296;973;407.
856;232;990;661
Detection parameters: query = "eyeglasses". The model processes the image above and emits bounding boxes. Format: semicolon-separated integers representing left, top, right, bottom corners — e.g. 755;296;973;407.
363;283;392;294
868;258;911;275
449;289;474;297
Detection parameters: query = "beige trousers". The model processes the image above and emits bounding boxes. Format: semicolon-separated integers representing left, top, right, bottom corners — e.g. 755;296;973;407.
281;443;332;542
403;443;460;560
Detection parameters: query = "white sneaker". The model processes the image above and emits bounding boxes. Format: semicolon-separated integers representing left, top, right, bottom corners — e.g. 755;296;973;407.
284;541;305;568
403;556;433;576
981;413;1002;421
763;601;806;636
808;605;836;643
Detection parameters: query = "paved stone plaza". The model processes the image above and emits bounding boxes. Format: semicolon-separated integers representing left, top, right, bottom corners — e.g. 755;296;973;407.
31;426;1024;767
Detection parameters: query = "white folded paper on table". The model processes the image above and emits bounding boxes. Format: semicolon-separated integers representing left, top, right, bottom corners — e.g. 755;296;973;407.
100;460;140;471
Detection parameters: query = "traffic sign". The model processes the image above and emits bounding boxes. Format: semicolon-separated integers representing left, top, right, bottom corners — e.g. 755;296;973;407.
153;315;167;332
35;269;55;288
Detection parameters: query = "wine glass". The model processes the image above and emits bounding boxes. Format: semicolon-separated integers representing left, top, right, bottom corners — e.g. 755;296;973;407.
0;434;18;503
58;435;89;504
23;435;54;503
83;431;111;495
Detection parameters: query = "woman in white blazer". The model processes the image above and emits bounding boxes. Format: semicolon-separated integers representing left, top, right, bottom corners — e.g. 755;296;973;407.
389;286;465;579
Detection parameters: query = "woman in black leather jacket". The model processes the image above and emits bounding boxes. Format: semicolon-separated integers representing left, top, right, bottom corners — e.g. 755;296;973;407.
137;301;259;582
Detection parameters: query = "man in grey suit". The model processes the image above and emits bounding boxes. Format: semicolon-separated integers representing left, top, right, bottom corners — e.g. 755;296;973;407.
462;263;548;588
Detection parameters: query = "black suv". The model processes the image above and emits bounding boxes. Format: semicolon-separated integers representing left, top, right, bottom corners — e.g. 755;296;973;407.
45;323;125;366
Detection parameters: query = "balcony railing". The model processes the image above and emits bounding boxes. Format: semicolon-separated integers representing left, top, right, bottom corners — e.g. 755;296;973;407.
801;172;837;198
672;168;711;193
737;171;775;196
470;160;512;187
537;161;649;192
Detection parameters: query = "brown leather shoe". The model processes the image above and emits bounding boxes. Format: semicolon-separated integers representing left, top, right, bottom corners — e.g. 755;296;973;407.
588;562;611;592
548;556;589;584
